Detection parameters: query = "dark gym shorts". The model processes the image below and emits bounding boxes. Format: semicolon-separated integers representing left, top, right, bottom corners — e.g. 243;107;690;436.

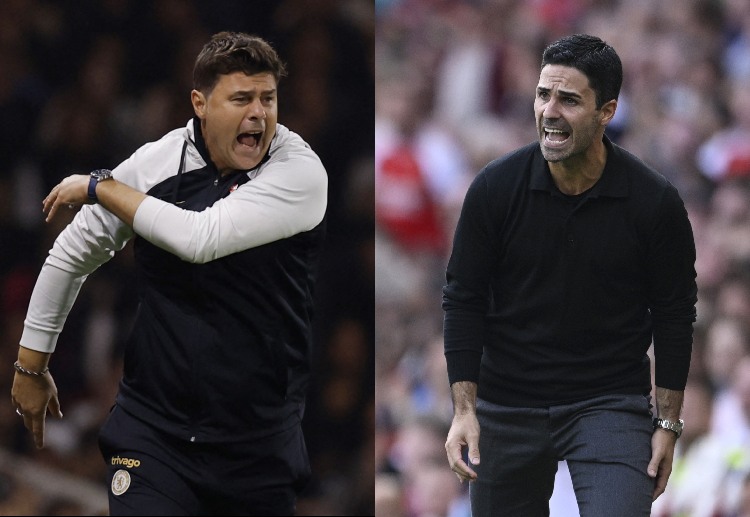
98;404;311;516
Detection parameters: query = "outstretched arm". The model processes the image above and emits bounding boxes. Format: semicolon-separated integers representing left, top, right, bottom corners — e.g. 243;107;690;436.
16;180;132;449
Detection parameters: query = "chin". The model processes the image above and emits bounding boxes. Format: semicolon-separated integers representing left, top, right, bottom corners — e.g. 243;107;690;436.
230;149;261;170
541;149;569;163
236;158;261;170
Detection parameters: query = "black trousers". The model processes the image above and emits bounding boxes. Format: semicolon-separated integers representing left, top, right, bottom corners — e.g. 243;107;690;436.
98;404;310;516
470;393;655;517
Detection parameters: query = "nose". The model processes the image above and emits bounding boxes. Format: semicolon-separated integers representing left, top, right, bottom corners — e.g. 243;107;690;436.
542;98;561;119
247;99;266;120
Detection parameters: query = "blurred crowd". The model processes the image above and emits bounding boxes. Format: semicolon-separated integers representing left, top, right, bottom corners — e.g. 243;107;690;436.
375;0;750;516
0;0;374;515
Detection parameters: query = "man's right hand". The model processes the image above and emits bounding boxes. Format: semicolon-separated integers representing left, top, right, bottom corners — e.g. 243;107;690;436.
11;368;63;449
445;411;481;483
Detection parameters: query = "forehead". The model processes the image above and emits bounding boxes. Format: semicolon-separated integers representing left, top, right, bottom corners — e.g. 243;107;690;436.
538;64;592;95
212;71;277;94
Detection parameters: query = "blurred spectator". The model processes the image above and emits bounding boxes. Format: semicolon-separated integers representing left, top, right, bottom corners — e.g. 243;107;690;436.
705;316;750;441
651;376;719;517
736;471;750;517
375;472;406;517
386;413;469;517
409;462;465;517
375;75;468;258
656;356;750;516
388;414;448;482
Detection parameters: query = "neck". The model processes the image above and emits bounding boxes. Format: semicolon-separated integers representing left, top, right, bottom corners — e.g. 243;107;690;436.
199;118;234;176
548;136;607;195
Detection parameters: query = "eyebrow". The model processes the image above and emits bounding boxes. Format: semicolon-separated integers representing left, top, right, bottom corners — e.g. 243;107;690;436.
536;86;583;100
233;89;277;96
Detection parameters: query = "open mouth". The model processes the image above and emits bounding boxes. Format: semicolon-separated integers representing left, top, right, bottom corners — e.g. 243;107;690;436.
237;131;262;149
544;128;570;146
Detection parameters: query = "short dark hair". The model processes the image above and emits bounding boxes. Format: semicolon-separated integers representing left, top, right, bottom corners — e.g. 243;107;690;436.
541;34;622;109
193;31;287;94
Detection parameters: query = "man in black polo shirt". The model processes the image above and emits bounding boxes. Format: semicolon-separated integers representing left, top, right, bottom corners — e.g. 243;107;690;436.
443;34;697;516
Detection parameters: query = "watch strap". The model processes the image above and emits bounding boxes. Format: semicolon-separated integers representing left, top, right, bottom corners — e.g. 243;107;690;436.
87;175;99;202
653;417;683;438
88;169;113;203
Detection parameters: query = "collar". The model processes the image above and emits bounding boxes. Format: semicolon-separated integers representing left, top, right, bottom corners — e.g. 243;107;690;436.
529;134;629;198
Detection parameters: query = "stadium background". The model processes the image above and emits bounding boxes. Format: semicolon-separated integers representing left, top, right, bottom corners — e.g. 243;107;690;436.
0;0;374;515
376;0;750;516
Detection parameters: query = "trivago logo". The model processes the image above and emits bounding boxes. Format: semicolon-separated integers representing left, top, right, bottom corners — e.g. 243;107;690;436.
111;456;141;468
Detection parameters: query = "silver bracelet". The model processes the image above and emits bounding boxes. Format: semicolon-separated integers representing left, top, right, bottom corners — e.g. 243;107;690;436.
13;360;49;376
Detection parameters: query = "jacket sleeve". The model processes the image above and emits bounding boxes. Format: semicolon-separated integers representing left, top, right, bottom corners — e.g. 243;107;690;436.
648;184;698;390
132;142;327;264
20;163;138;353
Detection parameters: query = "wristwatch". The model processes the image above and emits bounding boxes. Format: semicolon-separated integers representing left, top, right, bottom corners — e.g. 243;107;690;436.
88;169;113;203
653;417;684;438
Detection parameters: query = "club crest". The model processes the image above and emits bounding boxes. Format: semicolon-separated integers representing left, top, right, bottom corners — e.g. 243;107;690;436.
111;469;131;496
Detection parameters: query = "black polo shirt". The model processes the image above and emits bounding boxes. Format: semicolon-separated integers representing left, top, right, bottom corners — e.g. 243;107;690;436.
442;136;697;407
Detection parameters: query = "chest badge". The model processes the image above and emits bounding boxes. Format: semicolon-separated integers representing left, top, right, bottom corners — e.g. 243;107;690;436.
111;469;131;496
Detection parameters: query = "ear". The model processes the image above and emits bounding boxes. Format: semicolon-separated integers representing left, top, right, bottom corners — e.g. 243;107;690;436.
191;90;207;119
599;99;617;126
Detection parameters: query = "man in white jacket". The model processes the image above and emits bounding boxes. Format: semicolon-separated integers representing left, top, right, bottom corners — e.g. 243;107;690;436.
11;31;327;516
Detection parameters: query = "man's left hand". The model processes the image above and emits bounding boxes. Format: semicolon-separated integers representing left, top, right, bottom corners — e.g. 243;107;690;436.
648;428;678;501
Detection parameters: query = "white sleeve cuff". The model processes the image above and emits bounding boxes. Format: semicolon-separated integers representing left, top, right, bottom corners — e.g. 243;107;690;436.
20;264;87;354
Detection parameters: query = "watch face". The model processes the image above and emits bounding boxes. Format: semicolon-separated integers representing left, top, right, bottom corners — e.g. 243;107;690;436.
91;169;113;181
